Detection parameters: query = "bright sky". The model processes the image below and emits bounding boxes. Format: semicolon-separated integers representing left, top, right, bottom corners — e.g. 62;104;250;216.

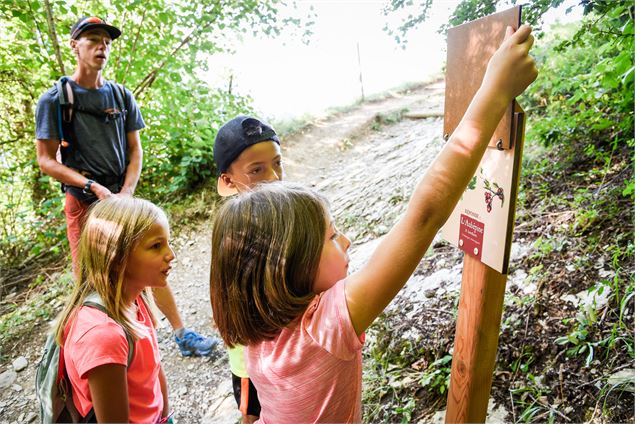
205;0;582;121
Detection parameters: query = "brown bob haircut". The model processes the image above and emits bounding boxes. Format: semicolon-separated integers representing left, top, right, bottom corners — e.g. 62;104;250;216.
210;181;328;347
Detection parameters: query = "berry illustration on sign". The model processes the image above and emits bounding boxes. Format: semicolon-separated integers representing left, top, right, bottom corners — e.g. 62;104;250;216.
483;176;504;213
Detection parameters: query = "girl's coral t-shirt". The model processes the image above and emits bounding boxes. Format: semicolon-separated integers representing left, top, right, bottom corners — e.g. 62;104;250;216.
247;279;365;423
63;296;163;423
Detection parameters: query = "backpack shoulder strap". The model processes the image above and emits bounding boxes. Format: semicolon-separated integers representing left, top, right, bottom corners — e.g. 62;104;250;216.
56;76;75;149
56;77;74;119
35;332;65;421
35;329;85;422
83;294;135;366
109;81;128;120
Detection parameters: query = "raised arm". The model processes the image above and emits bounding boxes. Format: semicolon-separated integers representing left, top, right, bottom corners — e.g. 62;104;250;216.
345;25;538;336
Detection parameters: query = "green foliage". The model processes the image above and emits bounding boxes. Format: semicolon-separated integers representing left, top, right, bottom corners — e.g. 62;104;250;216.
416;354;452;395
510;376;555;423
520;4;634;383
555;272;635;367
395;397;416;424
362;313;454;423
523;6;634;168
0;1;311;278
440;0;499;34
371;109;406;131
138;82;254;199
382;0;434;45
384;0;567;42
0;272;73;352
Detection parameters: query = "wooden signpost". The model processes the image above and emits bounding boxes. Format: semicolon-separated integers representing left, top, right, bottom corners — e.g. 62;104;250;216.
439;6;526;422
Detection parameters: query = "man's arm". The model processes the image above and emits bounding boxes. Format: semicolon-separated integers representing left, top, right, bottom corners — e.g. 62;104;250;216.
35;139;112;199
117;130;143;197
152;285;185;330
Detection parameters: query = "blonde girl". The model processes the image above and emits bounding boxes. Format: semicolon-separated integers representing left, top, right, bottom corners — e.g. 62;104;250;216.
54;197;173;423
210;25;537;423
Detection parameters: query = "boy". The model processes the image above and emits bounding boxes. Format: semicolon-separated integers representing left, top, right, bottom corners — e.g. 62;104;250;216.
212;115;284;423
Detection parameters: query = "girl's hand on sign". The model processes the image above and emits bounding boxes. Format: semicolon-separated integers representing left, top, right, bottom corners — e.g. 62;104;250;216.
482;24;538;103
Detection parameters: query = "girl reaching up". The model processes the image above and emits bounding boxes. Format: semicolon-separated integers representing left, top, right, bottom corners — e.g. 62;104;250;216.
210;25;537;423
54;197;173;423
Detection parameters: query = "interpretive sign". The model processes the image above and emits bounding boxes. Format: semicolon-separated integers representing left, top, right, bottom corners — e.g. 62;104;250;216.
442;6;528;423
440;6;525;274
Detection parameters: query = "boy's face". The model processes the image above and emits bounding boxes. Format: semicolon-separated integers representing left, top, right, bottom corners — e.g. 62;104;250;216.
219;141;284;194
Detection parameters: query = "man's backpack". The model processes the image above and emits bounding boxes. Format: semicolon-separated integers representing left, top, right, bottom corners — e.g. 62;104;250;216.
55;76;128;164
35;293;134;423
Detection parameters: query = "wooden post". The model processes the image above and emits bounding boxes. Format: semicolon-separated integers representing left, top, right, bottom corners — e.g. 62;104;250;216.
440;7;525;422
445;256;507;423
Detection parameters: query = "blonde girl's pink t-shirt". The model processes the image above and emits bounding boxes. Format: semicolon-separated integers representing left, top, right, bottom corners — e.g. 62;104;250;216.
246;279;365;423
63;296;163;423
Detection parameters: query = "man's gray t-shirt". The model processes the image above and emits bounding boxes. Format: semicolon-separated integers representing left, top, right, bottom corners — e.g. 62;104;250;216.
35;79;145;179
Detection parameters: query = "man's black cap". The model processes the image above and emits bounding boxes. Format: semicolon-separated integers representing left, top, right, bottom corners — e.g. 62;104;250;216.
71;16;121;40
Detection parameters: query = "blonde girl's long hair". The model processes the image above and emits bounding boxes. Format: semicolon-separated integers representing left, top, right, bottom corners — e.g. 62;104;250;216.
55;196;166;345
210;181;328;347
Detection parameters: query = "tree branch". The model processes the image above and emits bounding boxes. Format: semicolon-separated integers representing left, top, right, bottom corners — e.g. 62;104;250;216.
112;8;130;79
133;15;218;98
121;8;146;86
42;0;66;76
0;138;21;147
27;0;48;58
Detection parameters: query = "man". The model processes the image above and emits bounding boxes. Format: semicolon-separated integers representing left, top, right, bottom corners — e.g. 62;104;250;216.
35;16;218;357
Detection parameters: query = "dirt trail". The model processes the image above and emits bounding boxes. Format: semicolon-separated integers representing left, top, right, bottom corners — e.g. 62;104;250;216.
1;81;477;424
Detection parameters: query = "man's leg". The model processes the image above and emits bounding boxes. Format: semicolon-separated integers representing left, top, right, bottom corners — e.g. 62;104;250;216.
152;285;220;357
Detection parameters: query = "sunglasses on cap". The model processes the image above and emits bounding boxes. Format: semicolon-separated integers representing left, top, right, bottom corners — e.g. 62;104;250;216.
71;16;121;40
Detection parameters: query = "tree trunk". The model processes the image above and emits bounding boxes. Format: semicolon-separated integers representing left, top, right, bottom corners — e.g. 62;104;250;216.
42;0;66;76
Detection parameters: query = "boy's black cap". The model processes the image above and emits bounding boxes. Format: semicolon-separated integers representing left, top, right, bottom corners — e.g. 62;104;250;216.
214;115;280;196
71;16;121;40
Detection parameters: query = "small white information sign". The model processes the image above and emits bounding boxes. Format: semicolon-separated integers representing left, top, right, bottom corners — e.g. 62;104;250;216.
440;6;525;274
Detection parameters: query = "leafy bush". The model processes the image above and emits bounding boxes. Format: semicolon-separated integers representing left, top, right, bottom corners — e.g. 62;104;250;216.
138;81;254;200
521;5;634;196
0;0;309;283
526;5;634;150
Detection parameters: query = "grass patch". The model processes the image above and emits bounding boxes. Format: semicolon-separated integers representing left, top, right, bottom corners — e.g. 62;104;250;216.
0;271;72;360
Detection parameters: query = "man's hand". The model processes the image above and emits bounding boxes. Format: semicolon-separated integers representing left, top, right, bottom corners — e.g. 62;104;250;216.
90;181;113;200
114;186;134;198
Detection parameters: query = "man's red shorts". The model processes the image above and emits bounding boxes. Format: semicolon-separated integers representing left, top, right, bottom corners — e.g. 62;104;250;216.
64;192;92;272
